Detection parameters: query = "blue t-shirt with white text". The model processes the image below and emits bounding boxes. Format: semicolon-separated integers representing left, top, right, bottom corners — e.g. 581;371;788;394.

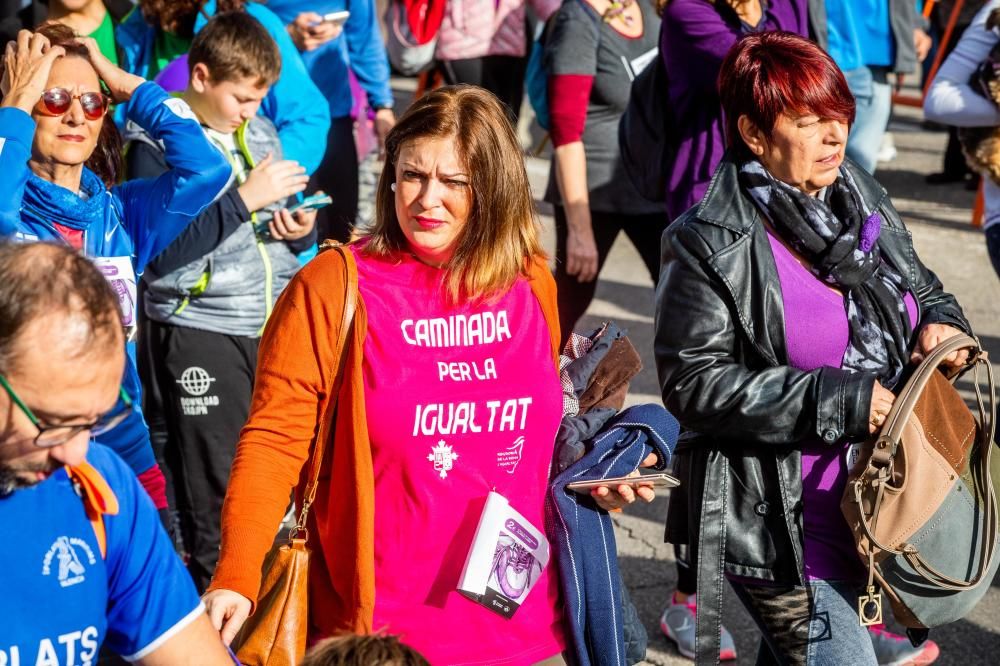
0;444;202;664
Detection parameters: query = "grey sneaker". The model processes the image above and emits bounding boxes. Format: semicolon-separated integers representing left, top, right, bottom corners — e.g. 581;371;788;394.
869;625;939;665
660;596;737;661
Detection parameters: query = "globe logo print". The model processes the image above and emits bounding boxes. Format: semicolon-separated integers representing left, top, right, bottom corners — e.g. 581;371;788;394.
177;367;215;396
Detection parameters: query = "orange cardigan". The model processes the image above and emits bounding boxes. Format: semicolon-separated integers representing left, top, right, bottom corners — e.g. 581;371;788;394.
209;247;561;637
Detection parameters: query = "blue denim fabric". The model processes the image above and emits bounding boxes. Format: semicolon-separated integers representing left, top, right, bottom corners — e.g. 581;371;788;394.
986;224;1000;281
730;579;878;665
549;404;679;666
844;66;892;174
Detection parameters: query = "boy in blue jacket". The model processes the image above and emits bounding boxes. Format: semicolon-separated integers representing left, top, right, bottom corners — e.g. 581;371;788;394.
0;25;231;515
126;11;317;591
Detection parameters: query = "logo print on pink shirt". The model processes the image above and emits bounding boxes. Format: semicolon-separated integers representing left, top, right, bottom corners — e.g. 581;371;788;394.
427;440;459;479
497;436;524;474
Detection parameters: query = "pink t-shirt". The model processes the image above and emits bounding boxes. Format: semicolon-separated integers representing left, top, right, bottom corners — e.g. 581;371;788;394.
354;248;566;665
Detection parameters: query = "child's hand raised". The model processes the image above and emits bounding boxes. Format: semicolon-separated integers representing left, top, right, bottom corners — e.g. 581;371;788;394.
237;153;309;213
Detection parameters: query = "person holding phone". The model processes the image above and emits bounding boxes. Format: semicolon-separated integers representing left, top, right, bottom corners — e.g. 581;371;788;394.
125;12;317;592
266;0;396;242
285;10;349;51
202;86;656;663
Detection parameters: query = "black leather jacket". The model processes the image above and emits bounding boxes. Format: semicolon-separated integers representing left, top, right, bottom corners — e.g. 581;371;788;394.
653;152;971;663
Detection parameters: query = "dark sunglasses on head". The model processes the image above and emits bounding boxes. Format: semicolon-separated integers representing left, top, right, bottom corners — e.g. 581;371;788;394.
39;88;111;121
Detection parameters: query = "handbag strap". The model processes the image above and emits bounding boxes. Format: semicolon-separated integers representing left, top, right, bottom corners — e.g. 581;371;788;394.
854;334;999;590
877;334;987;450
291;242;359;541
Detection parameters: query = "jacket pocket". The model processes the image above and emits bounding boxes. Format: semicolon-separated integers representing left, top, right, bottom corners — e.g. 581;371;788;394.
725;447;801;581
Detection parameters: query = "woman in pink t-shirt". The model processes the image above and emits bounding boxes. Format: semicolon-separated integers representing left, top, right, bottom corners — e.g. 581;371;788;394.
205;85;655;664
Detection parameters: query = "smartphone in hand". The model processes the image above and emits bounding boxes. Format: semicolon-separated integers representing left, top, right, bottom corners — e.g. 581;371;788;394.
320;10;350;26
565;472;680;495
253;194;332;238
286;193;333;215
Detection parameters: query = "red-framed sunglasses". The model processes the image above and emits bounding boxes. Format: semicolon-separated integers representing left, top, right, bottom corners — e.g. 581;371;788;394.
38;87;111;121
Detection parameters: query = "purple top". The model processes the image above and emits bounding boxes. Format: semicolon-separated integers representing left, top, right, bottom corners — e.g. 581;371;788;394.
766;232;918;581
660;0;808;220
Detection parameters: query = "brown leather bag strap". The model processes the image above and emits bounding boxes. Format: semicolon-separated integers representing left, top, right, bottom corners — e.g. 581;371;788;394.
292;243;359;540
878;334;984;447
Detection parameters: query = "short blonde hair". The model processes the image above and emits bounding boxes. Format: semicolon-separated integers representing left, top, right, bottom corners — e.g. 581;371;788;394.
363;85;544;304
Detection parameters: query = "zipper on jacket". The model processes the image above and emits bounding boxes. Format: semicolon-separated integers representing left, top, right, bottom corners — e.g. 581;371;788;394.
172;270;211;316
233;123;276;332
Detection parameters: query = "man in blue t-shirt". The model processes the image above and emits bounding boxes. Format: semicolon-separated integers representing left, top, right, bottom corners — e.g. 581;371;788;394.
0;242;232;665
810;0;931;173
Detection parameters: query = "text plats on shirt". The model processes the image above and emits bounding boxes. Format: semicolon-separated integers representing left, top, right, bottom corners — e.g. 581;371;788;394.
2;626;99;666
413;398;533;436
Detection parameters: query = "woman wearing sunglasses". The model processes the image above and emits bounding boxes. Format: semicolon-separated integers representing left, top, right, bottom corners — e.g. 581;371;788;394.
0;23;231;516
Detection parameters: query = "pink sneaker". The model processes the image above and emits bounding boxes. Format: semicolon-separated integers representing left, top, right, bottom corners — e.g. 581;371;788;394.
868;625;940;666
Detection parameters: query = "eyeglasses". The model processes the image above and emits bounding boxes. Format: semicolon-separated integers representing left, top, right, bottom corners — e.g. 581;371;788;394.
38;88;111;121
0;373;132;448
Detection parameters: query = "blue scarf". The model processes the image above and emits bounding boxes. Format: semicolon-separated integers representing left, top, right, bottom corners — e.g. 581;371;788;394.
21;167;108;232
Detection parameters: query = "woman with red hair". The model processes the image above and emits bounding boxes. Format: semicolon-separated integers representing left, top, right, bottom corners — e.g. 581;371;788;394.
654;31;969;664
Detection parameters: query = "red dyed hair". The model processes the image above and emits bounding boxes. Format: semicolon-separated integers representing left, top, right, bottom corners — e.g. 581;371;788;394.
717;31;855;151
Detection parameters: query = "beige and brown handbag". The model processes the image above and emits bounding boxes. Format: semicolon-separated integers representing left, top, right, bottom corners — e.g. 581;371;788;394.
841;334;998;634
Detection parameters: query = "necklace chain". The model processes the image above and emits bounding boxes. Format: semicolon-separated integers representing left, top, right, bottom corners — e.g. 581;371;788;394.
602;0;635;25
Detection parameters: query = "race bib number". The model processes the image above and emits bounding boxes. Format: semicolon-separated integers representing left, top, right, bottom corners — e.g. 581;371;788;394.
93;257;137;329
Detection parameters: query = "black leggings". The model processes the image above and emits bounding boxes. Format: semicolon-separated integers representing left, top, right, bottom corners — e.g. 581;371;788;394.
440;55;528;123
308;115;359;243
674;543;697;595
553;205;667;347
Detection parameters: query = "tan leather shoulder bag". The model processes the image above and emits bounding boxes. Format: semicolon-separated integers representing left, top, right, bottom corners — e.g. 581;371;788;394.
233;242;359;665
841;334;998;637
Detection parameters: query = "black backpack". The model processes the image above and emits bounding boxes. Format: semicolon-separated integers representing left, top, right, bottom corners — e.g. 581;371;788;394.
618;24;674;204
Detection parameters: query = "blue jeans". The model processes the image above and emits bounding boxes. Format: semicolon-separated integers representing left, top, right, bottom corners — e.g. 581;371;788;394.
986;225;1000;282
843;66;892;175
729;579;878;665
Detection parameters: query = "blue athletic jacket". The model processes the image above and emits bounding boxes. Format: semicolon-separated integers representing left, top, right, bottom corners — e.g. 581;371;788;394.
260;0;394;119
114;0;331;174
0;82;231;478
